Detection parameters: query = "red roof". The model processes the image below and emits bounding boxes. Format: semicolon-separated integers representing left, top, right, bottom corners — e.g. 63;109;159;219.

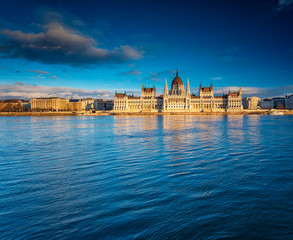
143;88;154;93
171;71;184;86
229;92;239;97
4;99;23;103
115;93;126;98
201;87;212;92
171;76;183;86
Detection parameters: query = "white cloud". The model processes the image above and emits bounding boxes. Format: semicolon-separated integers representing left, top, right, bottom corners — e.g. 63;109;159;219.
0;83;114;99
1;83;293;100
214;85;293;99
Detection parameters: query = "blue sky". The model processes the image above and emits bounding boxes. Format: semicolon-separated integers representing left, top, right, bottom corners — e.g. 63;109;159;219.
0;0;293;99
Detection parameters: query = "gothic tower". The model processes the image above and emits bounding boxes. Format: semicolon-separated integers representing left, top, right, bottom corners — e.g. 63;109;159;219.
164;77;168;95
186;77;190;96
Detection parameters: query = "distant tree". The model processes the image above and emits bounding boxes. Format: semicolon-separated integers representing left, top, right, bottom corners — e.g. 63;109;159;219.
2;103;24;112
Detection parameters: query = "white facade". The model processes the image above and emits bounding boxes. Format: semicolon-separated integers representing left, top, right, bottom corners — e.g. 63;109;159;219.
114;71;243;113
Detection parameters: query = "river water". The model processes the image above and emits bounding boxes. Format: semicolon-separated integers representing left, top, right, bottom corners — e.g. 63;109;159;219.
0;115;293;239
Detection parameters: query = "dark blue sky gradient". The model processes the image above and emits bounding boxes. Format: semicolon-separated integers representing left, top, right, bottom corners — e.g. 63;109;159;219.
0;0;292;99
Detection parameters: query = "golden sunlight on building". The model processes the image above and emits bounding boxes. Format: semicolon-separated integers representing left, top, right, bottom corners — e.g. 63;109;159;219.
30;98;69;111
114;70;243;113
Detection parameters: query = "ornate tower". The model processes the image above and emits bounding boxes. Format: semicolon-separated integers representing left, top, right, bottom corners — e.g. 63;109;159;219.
199;83;202;96
164;78;168;95
186;77;190;96
170;70;185;95
185;77;191;110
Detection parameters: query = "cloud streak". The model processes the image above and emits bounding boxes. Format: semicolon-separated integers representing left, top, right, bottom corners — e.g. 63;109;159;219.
0;16;144;66
0;83;114;99
214;85;293;99
1;83;292;101
120;69;141;76
26;69;50;75
145;70;177;82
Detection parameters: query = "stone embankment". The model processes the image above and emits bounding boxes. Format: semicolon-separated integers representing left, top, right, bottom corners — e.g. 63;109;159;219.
1;110;293;116
112;110;293;115
0;111;112;116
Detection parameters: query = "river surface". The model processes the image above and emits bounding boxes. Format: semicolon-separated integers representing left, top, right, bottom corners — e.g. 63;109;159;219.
0;115;293;239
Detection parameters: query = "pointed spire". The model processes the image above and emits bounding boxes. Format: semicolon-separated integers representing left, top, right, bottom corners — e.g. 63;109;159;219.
164;77;168;95
186;77;190;95
176;67;178;77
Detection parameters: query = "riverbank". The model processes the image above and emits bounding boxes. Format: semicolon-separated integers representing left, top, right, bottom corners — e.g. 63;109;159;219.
0;111;113;116
1;110;293;116
113;110;293;116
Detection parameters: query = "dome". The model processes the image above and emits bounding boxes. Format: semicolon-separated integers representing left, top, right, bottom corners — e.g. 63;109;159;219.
171;71;183;86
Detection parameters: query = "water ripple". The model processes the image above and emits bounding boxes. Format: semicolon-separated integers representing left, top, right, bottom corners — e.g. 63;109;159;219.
0;115;293;239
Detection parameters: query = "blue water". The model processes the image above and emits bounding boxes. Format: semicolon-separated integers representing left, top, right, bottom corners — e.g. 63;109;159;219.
0;115;293;239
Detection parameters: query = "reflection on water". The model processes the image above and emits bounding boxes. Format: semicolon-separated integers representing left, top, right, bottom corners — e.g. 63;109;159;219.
0;115;293;239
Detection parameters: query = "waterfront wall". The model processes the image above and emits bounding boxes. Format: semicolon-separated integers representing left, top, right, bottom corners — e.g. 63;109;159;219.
1;109;293;116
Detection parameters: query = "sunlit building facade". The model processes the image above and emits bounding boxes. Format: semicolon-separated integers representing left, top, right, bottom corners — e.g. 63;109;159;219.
242;96;261;110
30;98;69;111
114;71;243;113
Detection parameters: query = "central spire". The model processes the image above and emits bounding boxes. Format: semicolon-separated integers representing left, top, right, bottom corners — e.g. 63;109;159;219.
176;67;179;77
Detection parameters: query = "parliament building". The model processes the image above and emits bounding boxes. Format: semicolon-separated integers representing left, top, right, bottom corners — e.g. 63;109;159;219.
114;71;243;113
